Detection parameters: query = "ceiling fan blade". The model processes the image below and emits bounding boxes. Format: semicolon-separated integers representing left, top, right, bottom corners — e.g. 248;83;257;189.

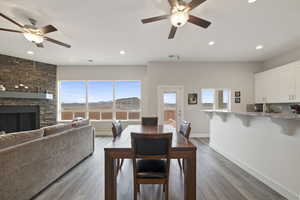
188;0;207;10
168;26;177;39
0;13;24;28
29;18;37;26
44;36;71;48
188;15;211;28
40;25;58;34
168;0;178;8
35;43;44;48
141;15;169;24
0;28;23;33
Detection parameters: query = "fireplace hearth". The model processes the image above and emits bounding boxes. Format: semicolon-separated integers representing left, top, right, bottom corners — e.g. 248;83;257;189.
0;106;40;133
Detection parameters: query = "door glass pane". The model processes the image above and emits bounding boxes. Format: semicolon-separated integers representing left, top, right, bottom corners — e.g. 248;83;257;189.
163;93;176;127
115;81;141;110
88;81;113;111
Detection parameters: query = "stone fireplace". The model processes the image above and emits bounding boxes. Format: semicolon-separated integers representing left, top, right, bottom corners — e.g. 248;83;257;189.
0;54;57;128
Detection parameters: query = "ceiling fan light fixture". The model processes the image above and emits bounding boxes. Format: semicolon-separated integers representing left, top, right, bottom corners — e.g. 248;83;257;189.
171;11;189;27
23;32;44;44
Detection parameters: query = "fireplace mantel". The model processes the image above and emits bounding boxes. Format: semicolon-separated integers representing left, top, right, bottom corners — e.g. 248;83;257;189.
0;91;53;100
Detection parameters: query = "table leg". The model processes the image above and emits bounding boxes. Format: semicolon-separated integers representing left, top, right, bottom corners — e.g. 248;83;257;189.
105;150;117;200
184;150;196;200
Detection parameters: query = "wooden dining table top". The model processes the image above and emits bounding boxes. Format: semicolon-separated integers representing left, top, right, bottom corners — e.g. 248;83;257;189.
104;124;196;150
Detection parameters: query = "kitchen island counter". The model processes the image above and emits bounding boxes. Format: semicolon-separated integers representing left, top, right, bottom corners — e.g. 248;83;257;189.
204;110;300;200
203;109;300;120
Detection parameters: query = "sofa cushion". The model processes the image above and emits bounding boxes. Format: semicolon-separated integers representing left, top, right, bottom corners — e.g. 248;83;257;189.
72;119;90;128
43;123;73;136
0;129;44;150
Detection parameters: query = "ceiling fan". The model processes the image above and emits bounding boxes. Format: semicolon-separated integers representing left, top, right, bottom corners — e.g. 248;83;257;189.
141;0;211;39
0;13;71;48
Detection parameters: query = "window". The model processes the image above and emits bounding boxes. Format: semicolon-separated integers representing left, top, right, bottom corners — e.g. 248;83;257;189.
115;81;141;120
60;81;86;120
59;80;141;121
163;93;177;125
200;88;231;110
88;81;113;120
217;89;230;110
201;89;215;104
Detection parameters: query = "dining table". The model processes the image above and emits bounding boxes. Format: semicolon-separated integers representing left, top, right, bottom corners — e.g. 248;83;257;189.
104;124;197;200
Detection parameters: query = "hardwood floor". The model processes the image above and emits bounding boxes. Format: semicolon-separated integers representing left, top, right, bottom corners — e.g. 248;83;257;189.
33;138;287;200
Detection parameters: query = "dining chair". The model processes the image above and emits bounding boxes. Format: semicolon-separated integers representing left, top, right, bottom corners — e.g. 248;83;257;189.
112;120;124;173
131;132;173;200
177;120;191;170
141;117;158;126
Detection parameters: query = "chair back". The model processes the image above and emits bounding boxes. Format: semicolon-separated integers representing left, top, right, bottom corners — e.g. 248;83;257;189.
112;121;123;139
131;132;172;181
141;117;158;126
179;120;191;140
131;133;172;159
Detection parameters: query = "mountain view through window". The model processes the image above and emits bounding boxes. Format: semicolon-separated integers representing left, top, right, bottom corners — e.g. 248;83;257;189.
59;81;141;120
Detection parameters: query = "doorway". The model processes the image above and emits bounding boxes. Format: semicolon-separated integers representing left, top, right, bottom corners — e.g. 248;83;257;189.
157;86;184;130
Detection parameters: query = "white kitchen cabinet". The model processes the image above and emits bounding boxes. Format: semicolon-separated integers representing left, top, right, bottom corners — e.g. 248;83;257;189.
254;72;267;103
254;61;300;104
266;69;281;103
295;64;300;102
278;64;296;103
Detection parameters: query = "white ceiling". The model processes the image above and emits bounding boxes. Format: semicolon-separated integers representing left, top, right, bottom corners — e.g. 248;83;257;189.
0;0;300;65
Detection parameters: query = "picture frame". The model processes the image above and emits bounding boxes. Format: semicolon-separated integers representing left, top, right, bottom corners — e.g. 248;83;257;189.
235;97;241;104
188;93;198;105
235;91;241;97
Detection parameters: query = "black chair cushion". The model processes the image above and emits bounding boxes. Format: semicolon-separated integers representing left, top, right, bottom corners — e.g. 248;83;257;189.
136;159;167;178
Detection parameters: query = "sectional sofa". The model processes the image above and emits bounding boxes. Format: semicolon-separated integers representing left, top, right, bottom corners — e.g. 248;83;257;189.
0;119;94;200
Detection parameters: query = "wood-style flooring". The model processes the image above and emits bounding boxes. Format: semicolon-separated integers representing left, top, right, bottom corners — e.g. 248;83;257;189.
33;137;287;200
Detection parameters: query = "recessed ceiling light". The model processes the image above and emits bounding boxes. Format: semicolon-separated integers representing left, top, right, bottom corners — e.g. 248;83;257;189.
120;50;126;55
256;45;264;50
248;0;257;3
27;51;34;55
208;41;215;46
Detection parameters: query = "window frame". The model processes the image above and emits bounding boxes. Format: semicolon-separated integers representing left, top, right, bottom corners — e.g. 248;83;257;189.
58;80;142;122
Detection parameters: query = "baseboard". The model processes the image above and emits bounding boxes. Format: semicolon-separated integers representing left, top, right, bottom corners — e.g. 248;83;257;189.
210;144;299;200
190;132;209;138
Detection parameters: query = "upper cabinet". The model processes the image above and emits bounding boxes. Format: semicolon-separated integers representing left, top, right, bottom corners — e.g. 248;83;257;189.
254;61;300;104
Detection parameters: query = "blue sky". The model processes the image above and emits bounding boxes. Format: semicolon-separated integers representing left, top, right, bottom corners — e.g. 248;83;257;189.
60;81;141;103
164;93;176;104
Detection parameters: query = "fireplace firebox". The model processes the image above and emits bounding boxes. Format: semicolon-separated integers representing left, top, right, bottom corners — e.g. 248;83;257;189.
0;106;40;133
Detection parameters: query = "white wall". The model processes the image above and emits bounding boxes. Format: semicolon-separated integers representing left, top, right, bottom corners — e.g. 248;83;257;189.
145;62;262;136
263;47;300;71
209;114;300;200
57;62;262;136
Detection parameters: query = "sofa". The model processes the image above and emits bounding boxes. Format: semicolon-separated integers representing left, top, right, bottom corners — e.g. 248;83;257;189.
0;119;94;200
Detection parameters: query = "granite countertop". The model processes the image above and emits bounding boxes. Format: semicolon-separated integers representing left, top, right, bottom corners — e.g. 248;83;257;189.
203;110;300;120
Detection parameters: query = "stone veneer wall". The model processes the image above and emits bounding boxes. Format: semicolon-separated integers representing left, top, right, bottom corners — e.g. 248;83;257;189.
0;54;57;127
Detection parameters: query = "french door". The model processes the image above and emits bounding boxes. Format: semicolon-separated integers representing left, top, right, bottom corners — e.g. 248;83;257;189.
157;86;184;130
